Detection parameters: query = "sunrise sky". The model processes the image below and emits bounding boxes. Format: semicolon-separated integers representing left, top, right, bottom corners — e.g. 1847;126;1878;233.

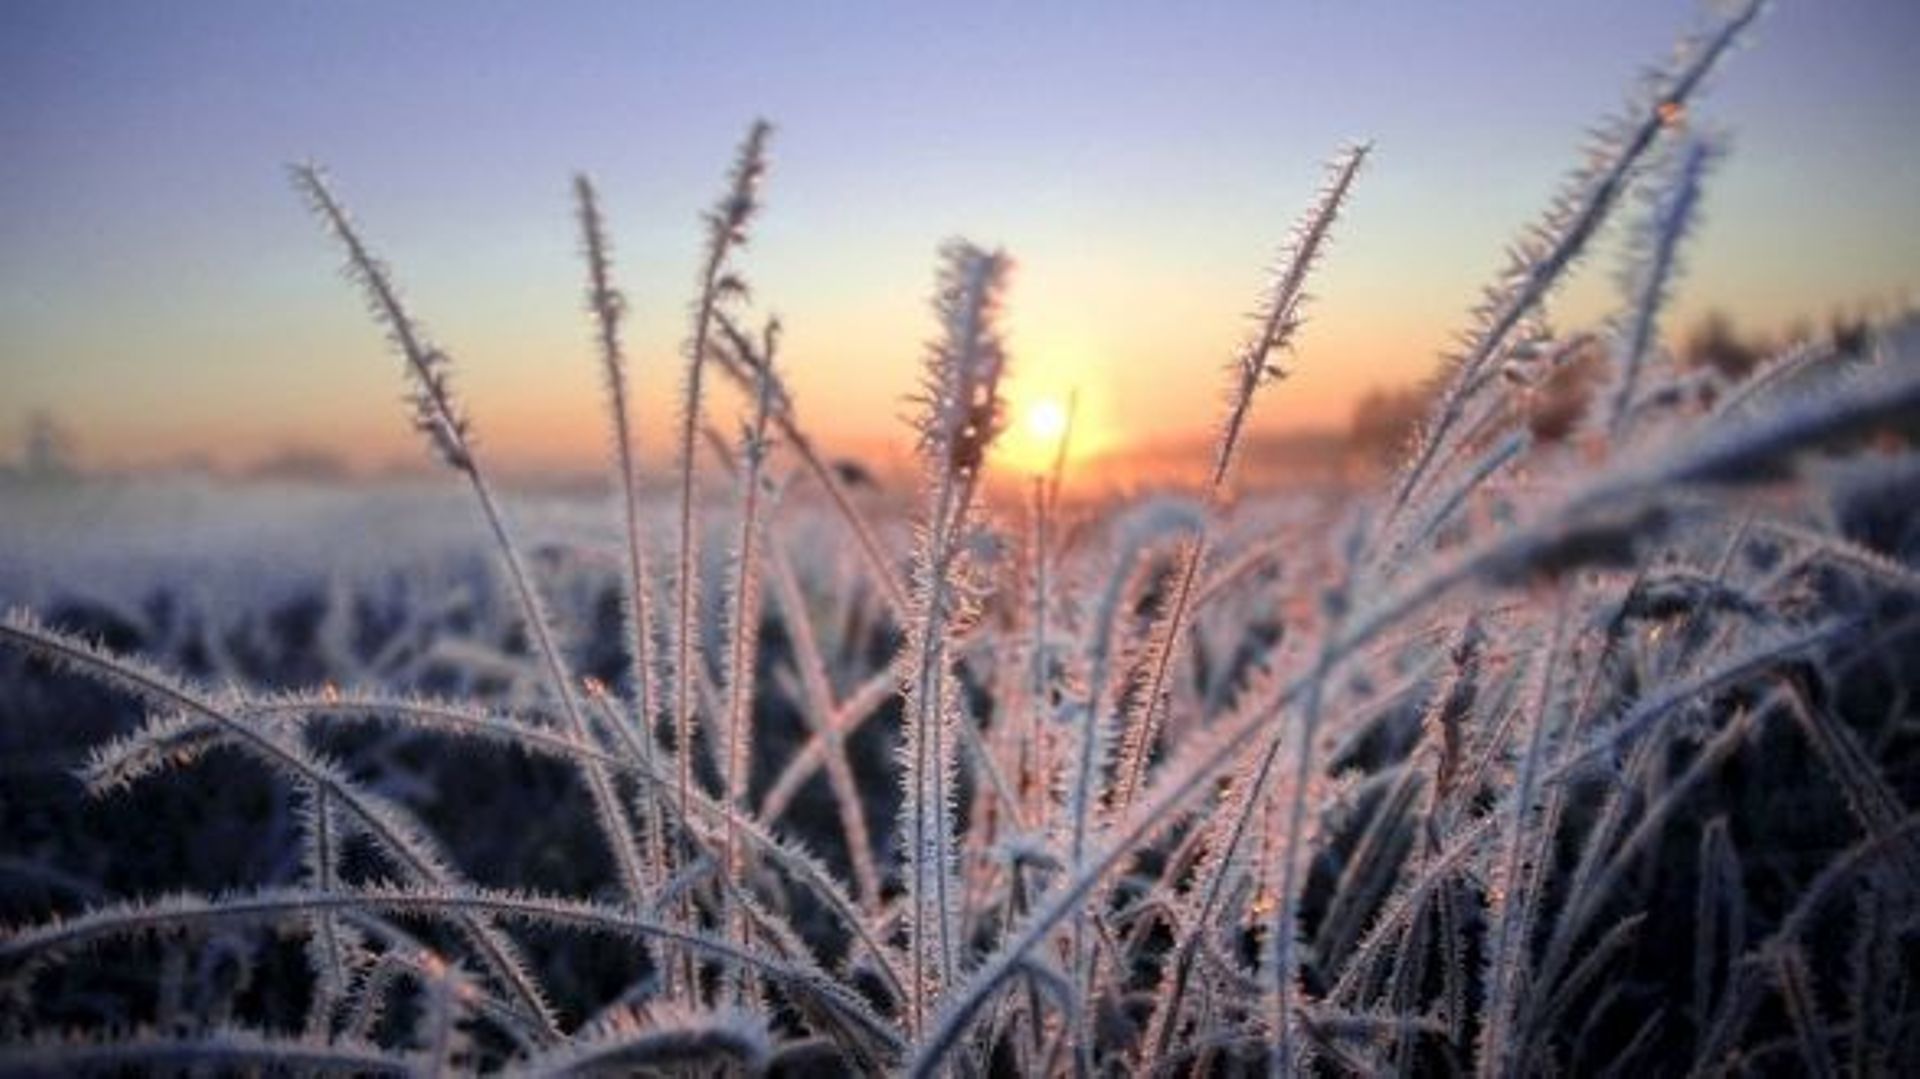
4;1;1917;476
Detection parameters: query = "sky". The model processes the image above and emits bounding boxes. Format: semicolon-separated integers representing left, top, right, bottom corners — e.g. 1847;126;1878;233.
3;1;1917;476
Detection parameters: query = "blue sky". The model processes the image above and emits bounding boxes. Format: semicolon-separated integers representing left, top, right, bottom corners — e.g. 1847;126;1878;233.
3;1;1916;471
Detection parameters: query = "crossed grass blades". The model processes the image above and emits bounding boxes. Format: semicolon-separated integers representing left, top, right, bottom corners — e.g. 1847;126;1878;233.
5;0;1920;1073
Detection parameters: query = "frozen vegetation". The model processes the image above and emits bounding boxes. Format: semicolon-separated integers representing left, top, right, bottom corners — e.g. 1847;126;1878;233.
4;1;1919;1073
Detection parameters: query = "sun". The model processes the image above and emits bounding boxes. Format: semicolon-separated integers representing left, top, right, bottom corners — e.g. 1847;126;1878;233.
1025;397;1070;444
993;392;1080;475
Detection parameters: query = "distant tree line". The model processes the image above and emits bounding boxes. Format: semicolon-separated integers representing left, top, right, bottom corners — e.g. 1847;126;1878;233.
1347;309;1877;465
